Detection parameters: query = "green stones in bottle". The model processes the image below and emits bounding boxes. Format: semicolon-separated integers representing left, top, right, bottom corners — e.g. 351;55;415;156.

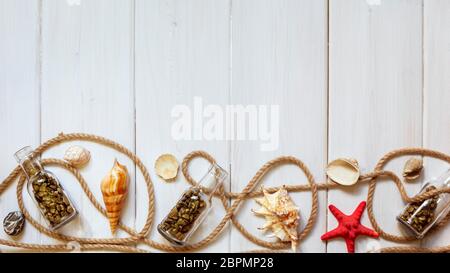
15;146;78;230
157;163;228;246
397;169;450;238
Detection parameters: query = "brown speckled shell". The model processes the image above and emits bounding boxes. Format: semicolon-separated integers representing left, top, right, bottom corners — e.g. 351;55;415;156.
403;157;423;181
3;211;25;236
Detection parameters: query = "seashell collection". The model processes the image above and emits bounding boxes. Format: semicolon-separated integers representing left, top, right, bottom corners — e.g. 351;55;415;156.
397;169;450;239
157;188;207;244
31;172;76;228
15;146;78;230
8;140;447;253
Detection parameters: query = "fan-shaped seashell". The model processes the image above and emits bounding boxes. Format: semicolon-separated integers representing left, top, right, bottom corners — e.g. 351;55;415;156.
326;158;361;186
63;145;91;167
101;159;129;235
403;157;423;181
155;154;179;181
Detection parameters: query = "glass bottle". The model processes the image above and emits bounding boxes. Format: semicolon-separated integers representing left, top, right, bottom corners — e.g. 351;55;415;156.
397;169;450;238
157;162;228;246
15;146;78;230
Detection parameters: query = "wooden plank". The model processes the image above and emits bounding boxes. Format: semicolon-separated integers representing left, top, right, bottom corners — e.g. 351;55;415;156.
3;0;447;254
135;0;231;252
422;0;450;248
40;0;135;245
328;0;423;252
0;0;41;251
229;0;328;253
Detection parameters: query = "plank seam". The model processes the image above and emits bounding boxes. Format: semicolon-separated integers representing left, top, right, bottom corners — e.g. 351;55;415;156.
419;0;425;249
227;0;233;254
325;0;330;254
132;0;137;238
37;0;43;245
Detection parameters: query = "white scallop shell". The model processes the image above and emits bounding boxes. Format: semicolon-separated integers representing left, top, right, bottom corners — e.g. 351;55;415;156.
326;158;360;186
63;145;91;167
155;154;179;181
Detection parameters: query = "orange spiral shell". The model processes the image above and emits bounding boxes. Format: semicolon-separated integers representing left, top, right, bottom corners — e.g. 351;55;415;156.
101;159;129;235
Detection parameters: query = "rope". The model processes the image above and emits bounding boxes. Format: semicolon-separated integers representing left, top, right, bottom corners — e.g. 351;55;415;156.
0;132;449;253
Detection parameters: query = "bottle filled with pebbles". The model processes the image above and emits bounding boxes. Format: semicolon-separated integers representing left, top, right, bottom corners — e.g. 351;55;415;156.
158;163;228;246
397;169;450;238
15;146;78;230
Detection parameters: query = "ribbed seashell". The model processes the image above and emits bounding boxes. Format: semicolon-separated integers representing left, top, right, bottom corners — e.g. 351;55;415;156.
155;154;179;181
403;157;423;181
326;158;360;186
64;145;91;167
101;159;129;235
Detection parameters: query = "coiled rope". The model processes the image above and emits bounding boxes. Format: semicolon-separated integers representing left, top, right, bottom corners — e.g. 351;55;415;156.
0;132;449;253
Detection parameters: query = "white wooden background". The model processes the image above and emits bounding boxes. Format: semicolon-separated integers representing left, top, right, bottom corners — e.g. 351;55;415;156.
0;0;449;253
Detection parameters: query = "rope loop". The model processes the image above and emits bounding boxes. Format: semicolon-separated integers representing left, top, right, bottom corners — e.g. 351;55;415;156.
0;133;449;252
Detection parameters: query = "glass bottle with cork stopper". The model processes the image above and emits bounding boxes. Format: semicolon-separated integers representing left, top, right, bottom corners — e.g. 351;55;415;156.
15;146;78;230
157;162;228;246
397;169;450;238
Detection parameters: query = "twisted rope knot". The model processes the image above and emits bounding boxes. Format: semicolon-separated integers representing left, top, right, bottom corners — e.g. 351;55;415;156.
0;133;449;253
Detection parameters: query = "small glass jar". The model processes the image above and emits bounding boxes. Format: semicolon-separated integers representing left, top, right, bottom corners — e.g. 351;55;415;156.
15;146;78;230
157;162;228;246
397;169;450;238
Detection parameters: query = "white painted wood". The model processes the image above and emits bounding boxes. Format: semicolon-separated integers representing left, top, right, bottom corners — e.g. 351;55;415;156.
422;0;450;248
40;0;135;245
0;0;41;251
1;0;450;253
230;0;328;253
135;0;231;252
328;0;423;252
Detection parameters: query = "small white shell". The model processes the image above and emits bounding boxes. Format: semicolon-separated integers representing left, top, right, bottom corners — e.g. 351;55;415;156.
403;157;423;181
63;145;91;167
326;158;360;186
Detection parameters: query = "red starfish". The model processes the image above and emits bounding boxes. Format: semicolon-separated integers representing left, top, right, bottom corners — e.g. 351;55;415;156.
321;201;379;253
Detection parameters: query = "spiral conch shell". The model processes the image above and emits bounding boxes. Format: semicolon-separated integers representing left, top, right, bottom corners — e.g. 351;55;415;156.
252;186;300;251
101;159;129;235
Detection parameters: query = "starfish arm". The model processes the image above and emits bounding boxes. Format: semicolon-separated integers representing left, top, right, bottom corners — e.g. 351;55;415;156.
345;238;356;253
357;224;379;238
328;204;346;221
325;202;377;253
321;226;346;241
350;201;367;221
